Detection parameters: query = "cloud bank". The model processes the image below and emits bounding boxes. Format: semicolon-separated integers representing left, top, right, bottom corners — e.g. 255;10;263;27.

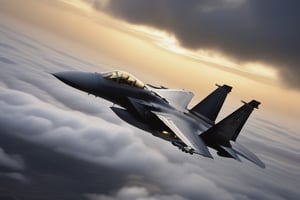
92;0;300;89
0;15;299;200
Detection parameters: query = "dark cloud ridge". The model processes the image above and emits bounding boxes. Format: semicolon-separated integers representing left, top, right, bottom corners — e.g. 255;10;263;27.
95;0;300;89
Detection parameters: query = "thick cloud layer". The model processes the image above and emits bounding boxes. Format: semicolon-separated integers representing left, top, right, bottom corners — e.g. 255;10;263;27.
0;19;299;199
93;0;300;89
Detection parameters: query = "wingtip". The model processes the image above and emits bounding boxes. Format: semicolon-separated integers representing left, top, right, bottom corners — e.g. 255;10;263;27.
194;150;214;159
206;150;214;159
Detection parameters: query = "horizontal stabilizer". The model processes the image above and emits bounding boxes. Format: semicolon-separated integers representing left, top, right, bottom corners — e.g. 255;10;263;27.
220;145;241;161
190;84;232;124
232;142;265;168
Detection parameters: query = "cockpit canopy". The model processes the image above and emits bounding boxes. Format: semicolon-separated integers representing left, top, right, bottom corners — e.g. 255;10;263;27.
102;70;146;89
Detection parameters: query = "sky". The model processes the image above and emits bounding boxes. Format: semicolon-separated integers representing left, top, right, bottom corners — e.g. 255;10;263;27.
0;0;299;200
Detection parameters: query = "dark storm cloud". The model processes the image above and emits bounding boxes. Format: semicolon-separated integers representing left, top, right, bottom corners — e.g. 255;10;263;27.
0;147;25;171
0;146;27;185
94;0;300;89
0;17;300;200
0;131;126;200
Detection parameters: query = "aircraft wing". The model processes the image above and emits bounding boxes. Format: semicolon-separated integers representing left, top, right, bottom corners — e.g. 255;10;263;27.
152;111;212;158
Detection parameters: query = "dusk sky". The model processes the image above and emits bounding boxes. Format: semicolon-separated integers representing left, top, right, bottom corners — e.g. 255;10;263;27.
0;0;299;200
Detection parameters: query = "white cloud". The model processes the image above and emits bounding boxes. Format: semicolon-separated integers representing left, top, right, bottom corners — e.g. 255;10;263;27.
85;186;187;200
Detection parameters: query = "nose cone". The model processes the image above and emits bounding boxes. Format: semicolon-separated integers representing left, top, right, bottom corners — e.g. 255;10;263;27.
52;71;101;93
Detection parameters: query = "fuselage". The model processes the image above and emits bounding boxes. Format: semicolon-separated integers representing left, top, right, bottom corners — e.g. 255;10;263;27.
53;70;265;167
53;71;212;145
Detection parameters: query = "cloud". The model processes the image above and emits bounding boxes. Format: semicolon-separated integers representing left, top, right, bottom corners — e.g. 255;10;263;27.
0;147;25;171
0;172;28;183
85;186;187;200
0;87;234;200
0;146;27;184
93;0;300;89
0;15;300;200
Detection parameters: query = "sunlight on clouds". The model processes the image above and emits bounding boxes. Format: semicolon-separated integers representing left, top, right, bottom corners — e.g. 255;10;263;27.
60;0;93;12
94;0;110;9
129;25;278;80
243;63;278;79
57;0;278;81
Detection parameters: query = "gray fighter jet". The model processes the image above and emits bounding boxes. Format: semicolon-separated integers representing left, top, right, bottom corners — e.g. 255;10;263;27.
53;70;265;168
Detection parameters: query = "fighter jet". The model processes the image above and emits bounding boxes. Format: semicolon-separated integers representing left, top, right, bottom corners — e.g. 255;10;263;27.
53;70;265;168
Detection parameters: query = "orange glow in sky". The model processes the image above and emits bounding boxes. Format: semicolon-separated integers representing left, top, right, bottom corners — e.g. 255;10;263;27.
129;25;278;80
1;0;299;122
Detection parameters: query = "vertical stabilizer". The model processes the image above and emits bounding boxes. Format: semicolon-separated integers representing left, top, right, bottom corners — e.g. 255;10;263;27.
190;84;232;123
202;100;260;143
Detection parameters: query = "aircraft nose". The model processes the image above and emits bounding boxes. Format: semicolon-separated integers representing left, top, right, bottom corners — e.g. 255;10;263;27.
52;71;101;93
